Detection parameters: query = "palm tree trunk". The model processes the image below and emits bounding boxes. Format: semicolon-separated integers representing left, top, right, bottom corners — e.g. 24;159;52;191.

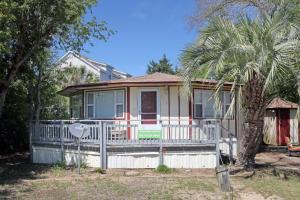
238;76;266;169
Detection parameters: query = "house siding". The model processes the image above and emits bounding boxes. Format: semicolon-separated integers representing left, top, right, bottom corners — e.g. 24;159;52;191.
170;86;179;124
59;53;100;76
290;109;298;143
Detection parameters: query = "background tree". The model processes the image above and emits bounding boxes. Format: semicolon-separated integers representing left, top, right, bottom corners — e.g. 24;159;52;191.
147;54;175;74
189;0;300;25
0;0;114;117
181;4;300;168
59;66;99;88
0;0;113;154
190;0;300;104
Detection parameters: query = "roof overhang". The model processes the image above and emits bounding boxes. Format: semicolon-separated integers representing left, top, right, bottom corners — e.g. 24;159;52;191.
266;98;299;109
58;81;234;97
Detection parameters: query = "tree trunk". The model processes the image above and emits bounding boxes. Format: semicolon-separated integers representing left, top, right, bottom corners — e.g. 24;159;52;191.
0;40;43;119
0;85;9;119
28;81;35;122
34;66;42;124
238;76;266;170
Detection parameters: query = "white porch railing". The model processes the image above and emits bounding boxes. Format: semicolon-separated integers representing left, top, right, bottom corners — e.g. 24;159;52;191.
30;120;219;146
30;119;221;168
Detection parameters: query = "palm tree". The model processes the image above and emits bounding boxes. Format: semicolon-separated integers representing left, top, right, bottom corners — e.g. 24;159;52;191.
181;5;299;168
59;66;99;88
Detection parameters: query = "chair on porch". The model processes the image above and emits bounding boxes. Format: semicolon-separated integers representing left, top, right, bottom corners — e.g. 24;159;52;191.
107;121;127;141
285;137;300;156
110;129;127;140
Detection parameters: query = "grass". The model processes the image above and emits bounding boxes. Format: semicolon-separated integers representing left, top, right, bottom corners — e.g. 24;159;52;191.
52;161;66;170
2;159;300;200
238;171;300;200
95;167;105;174
155;164;172;173
175;178;216;192
79;162;87;169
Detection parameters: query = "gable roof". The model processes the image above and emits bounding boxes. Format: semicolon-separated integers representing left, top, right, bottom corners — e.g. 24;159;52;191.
58;72;234;96
267;97;299;109
56;51;131;78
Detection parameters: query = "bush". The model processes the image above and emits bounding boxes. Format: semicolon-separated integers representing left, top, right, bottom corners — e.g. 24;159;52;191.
53;160;66;170
76;162;87;169
95;168;105;174
155;164;172;173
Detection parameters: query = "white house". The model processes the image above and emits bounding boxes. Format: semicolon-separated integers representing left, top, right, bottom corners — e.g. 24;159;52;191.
56;51;131;81
31;72;240;169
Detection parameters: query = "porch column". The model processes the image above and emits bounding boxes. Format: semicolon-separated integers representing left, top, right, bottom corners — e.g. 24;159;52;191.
188;92;192;139
127;87;131;139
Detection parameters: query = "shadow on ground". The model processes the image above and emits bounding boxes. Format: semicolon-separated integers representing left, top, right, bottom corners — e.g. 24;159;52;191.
0;153;52;198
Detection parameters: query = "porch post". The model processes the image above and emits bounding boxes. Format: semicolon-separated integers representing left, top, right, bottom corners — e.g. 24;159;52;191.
60;121;64;162
216;120;220;167
99;121;102;168
29;122;33;163
159;121;163;165
101;122;107;169
126;87;131;139
229;133;233;165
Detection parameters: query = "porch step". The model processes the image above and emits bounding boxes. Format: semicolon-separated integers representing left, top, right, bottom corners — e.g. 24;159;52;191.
261;145;288;153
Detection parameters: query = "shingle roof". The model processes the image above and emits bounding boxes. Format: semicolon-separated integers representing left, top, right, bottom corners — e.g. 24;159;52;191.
58;72;234;96
110;72;182;83
267;97;299;109
105;72;226;84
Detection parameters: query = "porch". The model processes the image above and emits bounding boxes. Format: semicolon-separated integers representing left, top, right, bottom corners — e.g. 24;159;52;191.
30;119;237;169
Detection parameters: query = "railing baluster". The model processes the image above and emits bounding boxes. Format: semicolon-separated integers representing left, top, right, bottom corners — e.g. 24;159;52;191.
31;120;219;152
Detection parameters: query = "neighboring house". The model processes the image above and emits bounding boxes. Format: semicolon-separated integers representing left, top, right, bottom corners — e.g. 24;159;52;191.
56;51;131;81
263;98;299;146
31;72;240;169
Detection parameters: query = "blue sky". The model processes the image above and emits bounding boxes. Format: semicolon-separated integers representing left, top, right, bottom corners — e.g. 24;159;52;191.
67;0;198;76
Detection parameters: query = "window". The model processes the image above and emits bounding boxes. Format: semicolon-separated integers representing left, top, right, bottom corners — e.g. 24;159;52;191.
193;89;216;118
193;89;233;118
85;90;124;119
223;91;232;117
115;90;124;118
194;90;203;118
70;94;83;119
86;92;94;118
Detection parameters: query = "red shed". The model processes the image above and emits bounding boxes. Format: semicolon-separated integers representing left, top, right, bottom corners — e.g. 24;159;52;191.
263;98;299;146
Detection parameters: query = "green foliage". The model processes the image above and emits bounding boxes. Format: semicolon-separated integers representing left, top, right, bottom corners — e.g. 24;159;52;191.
95;168;105;174
155;164;172;173
58;66;99;88
0;80;30;154
75;161;87;169
0;0;113;120
181;3;300;165
147;54;175;74
0;0;112;154
53;161;67;170
269;71;299;104
0;0;114;57
182;3;300;105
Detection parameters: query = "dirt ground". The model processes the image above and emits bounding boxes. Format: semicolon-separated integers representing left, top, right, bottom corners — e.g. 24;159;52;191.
0;153;300;200
255;152;300;172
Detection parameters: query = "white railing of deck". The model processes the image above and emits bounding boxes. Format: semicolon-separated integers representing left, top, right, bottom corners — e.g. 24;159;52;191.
30;119;219;146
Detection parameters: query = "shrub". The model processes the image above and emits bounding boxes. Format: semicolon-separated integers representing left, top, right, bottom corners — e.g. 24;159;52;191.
78;162;87;169
95;168;105;174
155;164;172;173
53;160;66;170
